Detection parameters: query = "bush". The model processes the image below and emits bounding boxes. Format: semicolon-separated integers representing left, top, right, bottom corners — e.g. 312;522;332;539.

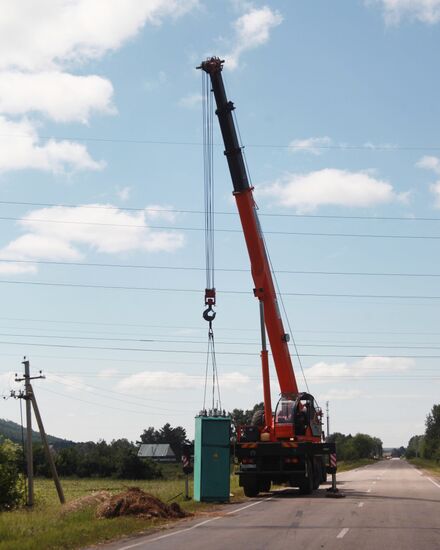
0;439;24;510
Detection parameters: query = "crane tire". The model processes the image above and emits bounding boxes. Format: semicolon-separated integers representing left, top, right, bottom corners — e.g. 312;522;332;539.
243;481;259;498
259;479;271;493
298;459;314;495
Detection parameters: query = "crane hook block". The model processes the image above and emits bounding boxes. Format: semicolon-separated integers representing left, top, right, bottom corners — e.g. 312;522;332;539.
203;305;216;322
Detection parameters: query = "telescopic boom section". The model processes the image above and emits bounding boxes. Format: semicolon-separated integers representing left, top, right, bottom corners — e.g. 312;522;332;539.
199;57;298;397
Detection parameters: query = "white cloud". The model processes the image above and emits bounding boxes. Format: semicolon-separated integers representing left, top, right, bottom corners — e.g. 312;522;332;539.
319;388;362;401
416;156;440;207
289;136;332;155
0;204;185;274
0;117;104;173
117;370;249;392
305;356;413;380
116;187;131;202
370;0;440;24
47;373;90;393
0;0;199;174
225;6;283;70
98;368;120;379
430;181;440;208
259;168;402;212
145;204;177;222
416;155;440;175
0;0;200;71
0;71;115;123
178;93;203;109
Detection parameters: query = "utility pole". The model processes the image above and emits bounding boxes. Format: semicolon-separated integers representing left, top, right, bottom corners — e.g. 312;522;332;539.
15;358;36;506
15;357;65;506
326;401;330;439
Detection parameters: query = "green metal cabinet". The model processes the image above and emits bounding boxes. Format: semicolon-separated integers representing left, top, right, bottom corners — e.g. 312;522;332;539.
194;415;231;502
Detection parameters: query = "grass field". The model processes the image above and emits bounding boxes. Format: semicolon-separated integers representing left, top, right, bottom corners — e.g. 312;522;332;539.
408;458;440;477
0;461;374;550
0;473;246;550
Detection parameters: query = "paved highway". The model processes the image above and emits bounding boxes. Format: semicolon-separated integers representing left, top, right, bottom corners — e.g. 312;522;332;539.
92;460;440;550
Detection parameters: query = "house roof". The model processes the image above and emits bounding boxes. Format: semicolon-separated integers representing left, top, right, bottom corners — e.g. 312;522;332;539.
137;443;175;458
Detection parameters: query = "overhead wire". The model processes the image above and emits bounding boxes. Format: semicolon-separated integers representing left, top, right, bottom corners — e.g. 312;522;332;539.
3;257;440;278
0;132;440;151
2;279;440;301
2;199;440;222
3;214;440;240
2;315;440;338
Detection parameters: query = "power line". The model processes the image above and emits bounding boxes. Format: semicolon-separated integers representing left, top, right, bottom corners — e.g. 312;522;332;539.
1;339;440;358
1;133;440;151
32;371;440;382
37;385;190;417
2;200;440;222
2;278;440;301
47;375;196;413
5;331;440;350
2;215;440;240
2;257;440;278
2;315;440;338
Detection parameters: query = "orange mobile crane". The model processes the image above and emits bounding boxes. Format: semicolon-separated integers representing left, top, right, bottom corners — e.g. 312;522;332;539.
198;57;336;497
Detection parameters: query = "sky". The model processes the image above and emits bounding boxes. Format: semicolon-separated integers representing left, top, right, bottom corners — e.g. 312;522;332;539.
0;0;440;448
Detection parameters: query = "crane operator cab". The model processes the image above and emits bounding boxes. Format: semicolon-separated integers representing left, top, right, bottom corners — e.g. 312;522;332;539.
274;392;323;441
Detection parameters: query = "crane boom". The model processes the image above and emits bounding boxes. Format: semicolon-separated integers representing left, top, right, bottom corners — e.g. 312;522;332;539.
199;57;298;397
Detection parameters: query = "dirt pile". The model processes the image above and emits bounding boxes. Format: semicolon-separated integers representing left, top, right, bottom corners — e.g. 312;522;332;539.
62;491;112;514
96;487;187;520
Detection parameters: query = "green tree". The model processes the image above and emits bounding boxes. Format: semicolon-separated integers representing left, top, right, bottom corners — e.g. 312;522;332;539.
0;439;23;510
425;404;440;460
406;435;424;459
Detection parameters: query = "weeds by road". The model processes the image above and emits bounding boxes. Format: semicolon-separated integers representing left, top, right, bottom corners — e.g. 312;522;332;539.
408;458;440;478
0;475;245;550
336;459;378;472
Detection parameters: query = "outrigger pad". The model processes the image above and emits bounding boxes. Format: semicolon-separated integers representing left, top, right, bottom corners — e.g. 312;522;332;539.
326;488;346;499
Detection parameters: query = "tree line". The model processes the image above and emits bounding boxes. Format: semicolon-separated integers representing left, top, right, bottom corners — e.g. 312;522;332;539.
327;432;383;460
0;423;189;510
406;403;440;461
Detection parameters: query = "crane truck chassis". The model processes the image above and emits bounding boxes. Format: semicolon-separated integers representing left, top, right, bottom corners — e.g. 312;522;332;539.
198;56;337;498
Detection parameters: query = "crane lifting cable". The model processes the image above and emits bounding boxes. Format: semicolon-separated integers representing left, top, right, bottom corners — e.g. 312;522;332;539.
201;69;222;414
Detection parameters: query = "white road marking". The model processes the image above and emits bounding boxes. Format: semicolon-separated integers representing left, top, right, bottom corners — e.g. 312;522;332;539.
117;518;222;549
117;496;271;549
427;477;440;489
358;502;364;508
366;488;372;493
225;499;268;515
373;481;377;484
337;528;350;539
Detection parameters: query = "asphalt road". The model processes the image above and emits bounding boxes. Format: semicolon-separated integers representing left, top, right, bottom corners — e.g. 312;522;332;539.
92;460;440;550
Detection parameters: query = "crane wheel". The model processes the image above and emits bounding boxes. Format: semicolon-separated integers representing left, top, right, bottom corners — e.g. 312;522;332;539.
298;460;314;495
242;476;259;497
259;479;271;493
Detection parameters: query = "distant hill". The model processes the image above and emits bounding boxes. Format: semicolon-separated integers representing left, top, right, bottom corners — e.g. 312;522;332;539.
0;418;75;449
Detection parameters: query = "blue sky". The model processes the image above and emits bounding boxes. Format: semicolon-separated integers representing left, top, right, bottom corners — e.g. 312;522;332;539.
0;0;440;448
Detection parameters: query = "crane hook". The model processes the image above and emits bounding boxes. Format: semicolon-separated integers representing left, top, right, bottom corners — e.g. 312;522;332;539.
203;304;216;322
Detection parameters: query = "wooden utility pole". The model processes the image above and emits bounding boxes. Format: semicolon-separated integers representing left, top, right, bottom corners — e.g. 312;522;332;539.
15;358;65;506
22;358;34;506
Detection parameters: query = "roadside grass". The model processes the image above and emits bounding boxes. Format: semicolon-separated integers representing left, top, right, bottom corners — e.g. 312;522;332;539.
0;473;246;550
336;459;377;472
408;458;440;478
